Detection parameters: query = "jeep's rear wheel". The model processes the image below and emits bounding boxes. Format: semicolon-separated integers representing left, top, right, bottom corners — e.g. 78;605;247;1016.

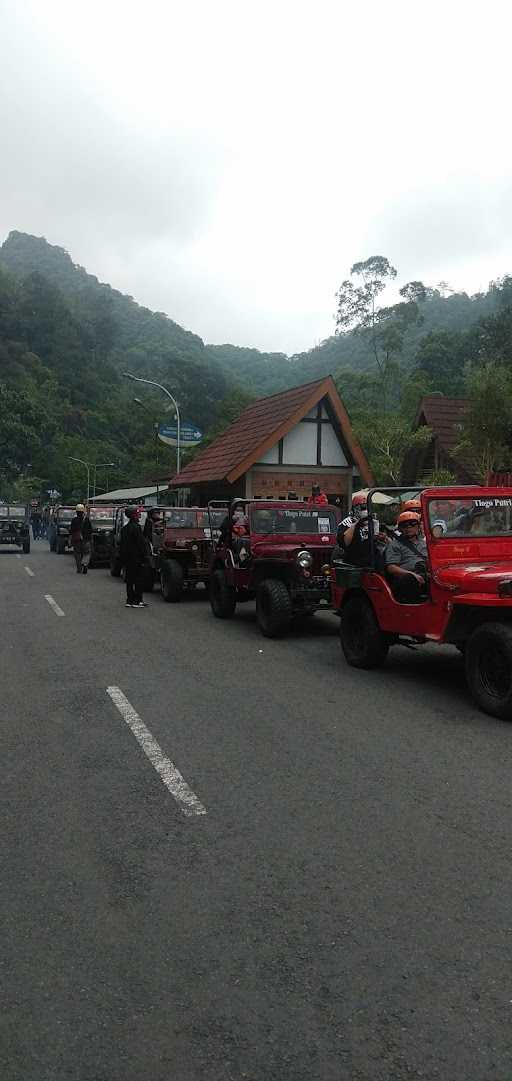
210;568;236;618
340;594;389;669
160;560;183;602
23;540;30;554
256;578;292;638
466;623;512;720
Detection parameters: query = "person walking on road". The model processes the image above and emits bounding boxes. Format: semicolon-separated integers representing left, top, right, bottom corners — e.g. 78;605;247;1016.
120;507;148;608
70;503;93;574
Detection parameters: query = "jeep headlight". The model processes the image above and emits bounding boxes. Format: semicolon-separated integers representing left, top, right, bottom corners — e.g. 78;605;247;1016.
297;550;313;569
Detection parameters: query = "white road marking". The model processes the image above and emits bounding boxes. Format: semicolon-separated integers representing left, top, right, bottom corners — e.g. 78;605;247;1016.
24;566;35;577
44;594;65;617
106;686;207;817
16;554;21;559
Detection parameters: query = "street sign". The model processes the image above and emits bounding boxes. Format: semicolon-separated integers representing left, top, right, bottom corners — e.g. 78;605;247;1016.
158;420;203;448
47;488;61;499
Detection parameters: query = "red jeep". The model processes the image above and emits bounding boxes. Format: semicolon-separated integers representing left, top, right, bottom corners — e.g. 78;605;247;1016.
209;499;338;637
156;507;226;601
333;486;512;719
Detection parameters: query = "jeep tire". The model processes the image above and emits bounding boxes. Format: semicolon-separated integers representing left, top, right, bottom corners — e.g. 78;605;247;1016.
110;553;122;577
210;568;236;619
256;578;292;638
56;539;66;555
465;622;512;720
340;594;389;668
143;566;155;592
160;560;184;602
23;540;30;555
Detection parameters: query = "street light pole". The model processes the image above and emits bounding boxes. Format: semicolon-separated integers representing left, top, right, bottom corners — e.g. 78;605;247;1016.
123;372;181;476
133;398;160;499
93;462;115;499
68;457;91;503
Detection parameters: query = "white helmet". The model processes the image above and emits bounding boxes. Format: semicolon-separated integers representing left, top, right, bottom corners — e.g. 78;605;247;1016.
75;503;85;512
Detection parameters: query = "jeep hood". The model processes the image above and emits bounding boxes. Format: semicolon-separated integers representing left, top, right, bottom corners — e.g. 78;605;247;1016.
435;561;512;595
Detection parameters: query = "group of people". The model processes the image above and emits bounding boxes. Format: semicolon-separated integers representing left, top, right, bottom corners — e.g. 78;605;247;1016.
335;491;428;604
69;502;158;607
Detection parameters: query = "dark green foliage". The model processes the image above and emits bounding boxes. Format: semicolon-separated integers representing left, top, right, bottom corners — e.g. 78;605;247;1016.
2;230;512;497
0;231;231;500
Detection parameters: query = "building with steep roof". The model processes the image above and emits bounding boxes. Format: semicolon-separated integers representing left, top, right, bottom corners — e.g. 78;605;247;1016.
168;376;373;510
402;395;475;483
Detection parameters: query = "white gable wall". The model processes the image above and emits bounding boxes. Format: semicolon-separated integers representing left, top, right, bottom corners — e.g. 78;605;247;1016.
282;423;317;464
321;424;348;466
257;417;349;467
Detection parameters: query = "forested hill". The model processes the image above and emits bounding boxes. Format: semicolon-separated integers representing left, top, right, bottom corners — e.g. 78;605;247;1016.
1;229;511;501
2;230;503;404
209;288;500;396
0;231;235;501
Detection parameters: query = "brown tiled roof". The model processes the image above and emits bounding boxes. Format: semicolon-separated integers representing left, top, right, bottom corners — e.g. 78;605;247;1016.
170;375;373;487
415;395;469;454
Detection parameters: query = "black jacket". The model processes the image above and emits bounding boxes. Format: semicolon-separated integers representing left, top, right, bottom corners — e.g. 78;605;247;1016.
70;514;92;542
120;520;147;565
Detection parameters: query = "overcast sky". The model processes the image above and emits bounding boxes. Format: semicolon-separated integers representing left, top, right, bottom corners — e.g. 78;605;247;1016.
1;0;511;354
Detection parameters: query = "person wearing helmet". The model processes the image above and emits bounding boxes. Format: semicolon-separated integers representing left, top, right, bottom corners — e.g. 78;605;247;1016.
70;503;93;574
385;511;427;603
119;506;148;607
307;483;328;506
334;491;388;567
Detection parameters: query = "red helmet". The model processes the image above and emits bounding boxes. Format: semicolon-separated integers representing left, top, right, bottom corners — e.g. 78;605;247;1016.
397;511;421;527
352;490;368;507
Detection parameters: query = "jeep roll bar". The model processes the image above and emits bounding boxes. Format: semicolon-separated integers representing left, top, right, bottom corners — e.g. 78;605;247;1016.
366;487;423;570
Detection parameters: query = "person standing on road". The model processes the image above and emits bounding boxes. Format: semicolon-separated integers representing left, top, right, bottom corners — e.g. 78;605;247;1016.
70;503;93;575
120;507;148;608
30;508;42;540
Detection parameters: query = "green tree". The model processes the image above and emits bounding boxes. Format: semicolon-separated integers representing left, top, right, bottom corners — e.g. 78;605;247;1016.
335;257;434;407
455;362;512;481
353;411;432;484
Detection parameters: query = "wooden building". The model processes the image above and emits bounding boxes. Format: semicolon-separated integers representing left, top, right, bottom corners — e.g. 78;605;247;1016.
169;376;373;511
402;395;475;484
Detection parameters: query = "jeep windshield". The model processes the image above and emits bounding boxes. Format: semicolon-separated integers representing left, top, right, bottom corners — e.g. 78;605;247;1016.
90;508;114;524
166;509;225;530
0;506;26;518
249;506;337;535
428;496;512;538
57;509;75;520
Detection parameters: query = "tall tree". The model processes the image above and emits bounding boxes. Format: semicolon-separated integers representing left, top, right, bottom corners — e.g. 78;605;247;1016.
456;363;512;481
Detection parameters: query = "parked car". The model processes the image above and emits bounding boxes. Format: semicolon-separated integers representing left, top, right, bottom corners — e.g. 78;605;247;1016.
334;486;512;719
89;506;116;567
48;506;75;554
156;507;226;601
209;499;338;637
0;504;30;553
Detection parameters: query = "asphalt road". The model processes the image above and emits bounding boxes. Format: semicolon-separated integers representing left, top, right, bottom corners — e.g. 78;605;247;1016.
2;543;512;1081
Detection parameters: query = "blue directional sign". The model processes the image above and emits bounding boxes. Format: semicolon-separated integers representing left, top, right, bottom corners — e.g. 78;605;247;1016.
158;420;203;447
